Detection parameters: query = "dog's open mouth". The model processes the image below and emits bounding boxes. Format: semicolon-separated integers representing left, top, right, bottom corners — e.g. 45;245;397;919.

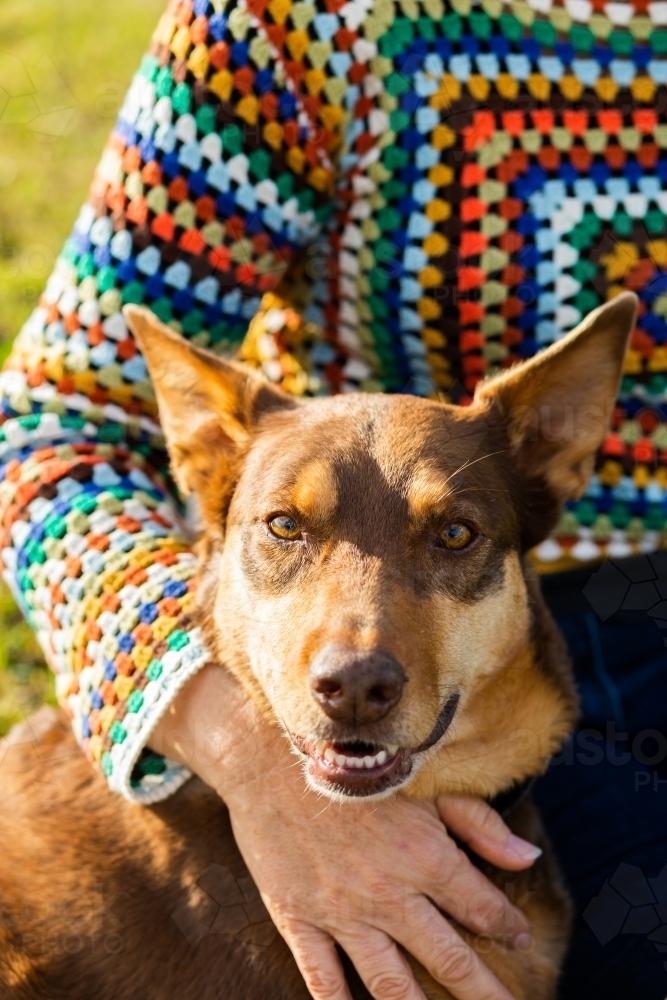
291;693;460;798
293;737;413;795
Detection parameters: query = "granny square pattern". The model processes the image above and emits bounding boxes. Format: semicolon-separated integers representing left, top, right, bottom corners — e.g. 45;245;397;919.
0;0;666;798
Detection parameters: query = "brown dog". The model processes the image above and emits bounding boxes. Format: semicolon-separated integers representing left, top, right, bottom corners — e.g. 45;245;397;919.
0;292;637;999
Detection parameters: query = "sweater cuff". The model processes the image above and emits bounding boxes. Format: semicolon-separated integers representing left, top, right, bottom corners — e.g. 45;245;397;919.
105;638;209;803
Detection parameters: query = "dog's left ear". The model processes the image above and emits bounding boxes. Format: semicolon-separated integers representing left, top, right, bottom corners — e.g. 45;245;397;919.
123;306;295;527
474;292;637;506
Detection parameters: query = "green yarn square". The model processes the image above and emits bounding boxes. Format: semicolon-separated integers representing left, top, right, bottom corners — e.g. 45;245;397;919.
574;289;600;314
110;721;127;745
381;179;408;201
121;281;146;306
97;266;118;294
441;12;463;41
147;660;164;682
276;172;295;201
379;31;404;59
167;629;189;651
611;210;633;238
139;54;159;83
608;30;634;56
156;66;174;99
393;17;415;46
127;690;145;714
150;299;174;324
644;507;666;530
138;754;167;776
25;540;46;565
172;83;192;116
369;268;390;292
44;516;67;540
573;499;598;526
498;14;521;42
195;105;217;136
385;72;410;97
532;19;557;47
19;414;47;430
650;30;667;54
645;208;666;236
181;310;205;336
221;124;243;155
569;227;594;252
416;16;436;41
296;188;314;212
368;294;389;319
249;148;272;181
468;10;492;39
376;207;402;232
98;425;125;444
609;503;632;530
572;259;597;284
390;107;410;132
570;25;594;52
383;146;409;171
77;253;96;281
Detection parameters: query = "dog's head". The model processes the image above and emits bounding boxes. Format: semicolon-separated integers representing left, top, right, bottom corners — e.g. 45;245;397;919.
125;295;636;801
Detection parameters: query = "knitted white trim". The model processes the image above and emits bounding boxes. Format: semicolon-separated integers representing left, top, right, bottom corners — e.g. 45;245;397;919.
107;649;210;804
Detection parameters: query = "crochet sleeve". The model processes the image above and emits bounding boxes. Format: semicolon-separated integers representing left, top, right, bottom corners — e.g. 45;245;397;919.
0;1;337;802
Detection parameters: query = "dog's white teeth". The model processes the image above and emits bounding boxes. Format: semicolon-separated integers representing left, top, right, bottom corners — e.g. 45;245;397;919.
387;744;399;756
319;745;397;769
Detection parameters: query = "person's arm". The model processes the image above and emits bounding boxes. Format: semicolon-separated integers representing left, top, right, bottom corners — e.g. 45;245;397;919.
151;664;542;1000
0;1;327;799
0;6;539;998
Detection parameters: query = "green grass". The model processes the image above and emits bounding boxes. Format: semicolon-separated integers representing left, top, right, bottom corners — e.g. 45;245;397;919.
0;0;165;733
0;585;53;736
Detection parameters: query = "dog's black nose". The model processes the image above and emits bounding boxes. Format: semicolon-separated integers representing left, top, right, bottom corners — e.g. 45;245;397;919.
309;645;406;725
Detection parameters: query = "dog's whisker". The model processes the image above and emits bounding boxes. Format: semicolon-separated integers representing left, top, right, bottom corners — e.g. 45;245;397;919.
438;448;509;493
311;797;335;819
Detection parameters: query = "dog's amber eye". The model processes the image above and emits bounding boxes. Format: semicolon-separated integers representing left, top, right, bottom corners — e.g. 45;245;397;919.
439;524;473;550
268;515;302;540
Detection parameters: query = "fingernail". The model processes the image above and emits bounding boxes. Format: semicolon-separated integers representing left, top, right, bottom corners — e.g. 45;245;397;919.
508;834;543;861
513;932;532;952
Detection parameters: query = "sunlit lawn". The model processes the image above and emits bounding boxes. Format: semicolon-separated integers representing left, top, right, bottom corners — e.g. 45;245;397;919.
0;0;164;732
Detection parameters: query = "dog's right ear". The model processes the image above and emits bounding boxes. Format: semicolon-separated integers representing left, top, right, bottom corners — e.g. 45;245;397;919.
123;306;295;528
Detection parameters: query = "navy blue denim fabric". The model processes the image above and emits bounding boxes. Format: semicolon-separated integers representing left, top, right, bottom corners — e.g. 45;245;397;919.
537;564;667;1000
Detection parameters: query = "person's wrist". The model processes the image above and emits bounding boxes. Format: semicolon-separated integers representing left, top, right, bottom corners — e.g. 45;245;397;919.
149;662;291;803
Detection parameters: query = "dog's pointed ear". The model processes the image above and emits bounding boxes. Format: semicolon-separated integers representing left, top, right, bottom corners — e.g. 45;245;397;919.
123;306;295;517
474;292;637;505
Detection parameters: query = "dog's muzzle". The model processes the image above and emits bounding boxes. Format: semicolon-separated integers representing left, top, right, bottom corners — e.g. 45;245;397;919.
291;692;460;798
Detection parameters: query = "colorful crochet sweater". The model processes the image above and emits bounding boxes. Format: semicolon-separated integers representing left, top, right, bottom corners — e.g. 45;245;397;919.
1;0;666;801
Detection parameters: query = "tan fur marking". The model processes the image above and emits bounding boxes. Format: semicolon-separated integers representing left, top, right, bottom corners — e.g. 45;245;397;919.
405;462;454;522
291;459;338;525
407;644;575;800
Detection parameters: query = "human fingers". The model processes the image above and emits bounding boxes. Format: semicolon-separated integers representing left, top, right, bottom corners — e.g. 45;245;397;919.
282;922;354;1000
436;795;542;871
385;896;516;1000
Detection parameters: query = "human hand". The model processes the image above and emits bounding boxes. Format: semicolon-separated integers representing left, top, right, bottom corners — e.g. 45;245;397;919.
152;666;542;1000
